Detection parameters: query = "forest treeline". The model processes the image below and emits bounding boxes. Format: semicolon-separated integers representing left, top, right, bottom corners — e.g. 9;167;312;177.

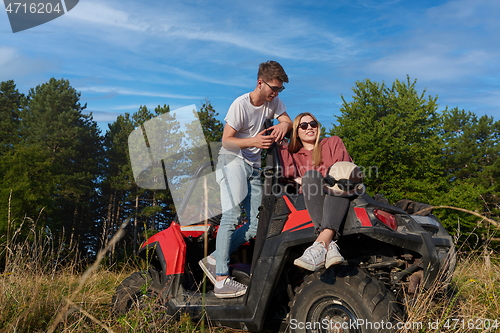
0;76;498;266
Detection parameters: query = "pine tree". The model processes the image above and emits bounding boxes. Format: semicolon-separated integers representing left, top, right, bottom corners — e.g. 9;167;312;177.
331;77;445;202
15;78;103;253
102;104;181;256
197;99;223;143
438;108;500;234
102;113;136;253
0;80;24;155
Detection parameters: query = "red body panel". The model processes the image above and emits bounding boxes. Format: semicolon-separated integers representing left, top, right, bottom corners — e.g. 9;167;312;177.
281;196;314;232
141;221;186;275
354;207;372;227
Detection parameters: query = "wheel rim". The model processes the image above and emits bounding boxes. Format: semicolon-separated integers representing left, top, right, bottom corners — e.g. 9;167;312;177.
307;296;361;333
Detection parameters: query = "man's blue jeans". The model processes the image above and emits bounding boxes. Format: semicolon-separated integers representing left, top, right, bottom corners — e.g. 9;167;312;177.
212;154;262;276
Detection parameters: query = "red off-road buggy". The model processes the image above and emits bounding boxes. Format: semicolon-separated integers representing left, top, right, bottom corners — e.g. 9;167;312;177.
112;140;455;333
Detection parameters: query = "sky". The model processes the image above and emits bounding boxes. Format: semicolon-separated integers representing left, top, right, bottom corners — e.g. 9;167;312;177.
1;0;499;133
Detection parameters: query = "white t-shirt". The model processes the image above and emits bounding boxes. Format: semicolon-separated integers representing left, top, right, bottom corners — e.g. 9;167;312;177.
219;93;286;167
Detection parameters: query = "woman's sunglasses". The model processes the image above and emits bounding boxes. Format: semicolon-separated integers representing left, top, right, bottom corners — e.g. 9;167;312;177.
298;121;318;130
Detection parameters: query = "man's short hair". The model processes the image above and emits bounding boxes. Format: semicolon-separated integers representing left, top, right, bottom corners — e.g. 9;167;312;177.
258;60;289;83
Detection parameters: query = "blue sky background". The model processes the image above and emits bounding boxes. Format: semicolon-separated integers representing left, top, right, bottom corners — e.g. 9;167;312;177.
1;0;499;132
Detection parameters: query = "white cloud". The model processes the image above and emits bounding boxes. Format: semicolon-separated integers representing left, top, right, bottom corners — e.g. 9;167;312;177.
62;0;355;62
85;110;122;123
79;86;202;100
146;64;248;88
427;0;500;24
5;0;500;126
106;103;144;111
365;48;492;81
66;2;148;32
0;47;55;80
357;0;499;83
448;89;500;110
0;47;17;67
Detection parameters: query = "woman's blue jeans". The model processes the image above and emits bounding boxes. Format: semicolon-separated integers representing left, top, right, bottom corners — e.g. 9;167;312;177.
212;154;262;276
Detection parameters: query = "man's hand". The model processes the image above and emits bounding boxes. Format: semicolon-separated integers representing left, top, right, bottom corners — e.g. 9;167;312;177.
266;122;290;142
221;112;292;150
254;129;276;149
268;111;293;142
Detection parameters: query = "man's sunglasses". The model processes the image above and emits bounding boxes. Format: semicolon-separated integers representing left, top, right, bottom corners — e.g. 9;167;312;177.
298;121;318;130
262;79;285;93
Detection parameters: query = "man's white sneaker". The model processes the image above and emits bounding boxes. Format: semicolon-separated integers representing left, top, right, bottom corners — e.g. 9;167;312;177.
293;241;327;271
325;241;344;268
214;277;247;298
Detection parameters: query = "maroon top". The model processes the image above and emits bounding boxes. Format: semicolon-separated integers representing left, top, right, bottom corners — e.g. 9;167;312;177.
278;136;352;179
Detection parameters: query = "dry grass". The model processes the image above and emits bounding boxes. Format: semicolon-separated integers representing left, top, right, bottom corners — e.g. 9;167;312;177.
0;222;232;333
1;224;499;333
401;246;500;333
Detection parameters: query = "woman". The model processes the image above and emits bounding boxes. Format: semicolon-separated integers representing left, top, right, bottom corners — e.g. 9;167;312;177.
279;112;357;271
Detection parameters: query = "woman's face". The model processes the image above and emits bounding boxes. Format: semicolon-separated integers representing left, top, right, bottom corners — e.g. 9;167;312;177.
297;115;319;145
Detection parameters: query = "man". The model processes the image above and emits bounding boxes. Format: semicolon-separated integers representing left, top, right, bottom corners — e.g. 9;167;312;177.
199;61;292;298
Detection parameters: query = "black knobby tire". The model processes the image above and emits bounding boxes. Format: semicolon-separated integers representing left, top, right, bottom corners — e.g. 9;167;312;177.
111;268;165;315
288;266;404;333
433;219;457;287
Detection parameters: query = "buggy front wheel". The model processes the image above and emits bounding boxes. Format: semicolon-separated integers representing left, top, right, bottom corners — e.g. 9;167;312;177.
111;268;165;315
288;266;403;333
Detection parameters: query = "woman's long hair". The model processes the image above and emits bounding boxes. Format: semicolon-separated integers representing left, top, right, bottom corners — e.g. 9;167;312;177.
288;112;322;166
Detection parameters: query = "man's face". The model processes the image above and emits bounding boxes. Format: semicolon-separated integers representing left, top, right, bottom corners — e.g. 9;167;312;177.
259;78;284;101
